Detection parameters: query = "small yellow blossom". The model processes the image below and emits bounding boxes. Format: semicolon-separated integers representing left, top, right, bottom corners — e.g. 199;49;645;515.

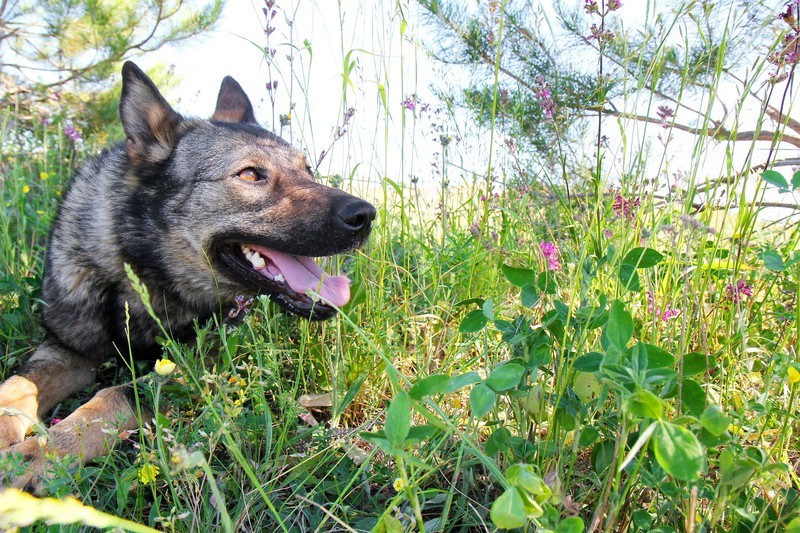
393;477;405;492
788;365;800;385
22;185;30;194
39;172;49;180
138;464;159;484
154;358;176;376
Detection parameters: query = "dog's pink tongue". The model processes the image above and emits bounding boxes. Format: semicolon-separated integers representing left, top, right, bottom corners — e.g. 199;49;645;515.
251;246;351;307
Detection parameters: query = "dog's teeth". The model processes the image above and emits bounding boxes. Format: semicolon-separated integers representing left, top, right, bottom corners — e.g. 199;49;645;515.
251;256;266;269
274;274;285;283
242;245;252;254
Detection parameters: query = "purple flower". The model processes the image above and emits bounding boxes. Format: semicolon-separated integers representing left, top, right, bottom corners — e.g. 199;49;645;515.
534;76;557;120
646;291;680;322
540;241;562;271
725;280;753;304
657;105;674;129
401;95;416;111
612;194;640;220
229;295;254;318
63;125;81;141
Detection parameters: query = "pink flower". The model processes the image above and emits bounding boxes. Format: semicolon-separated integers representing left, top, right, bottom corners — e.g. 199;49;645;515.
612;194;640;220
540;241;562;271
646;291;680;322
725;279;753;304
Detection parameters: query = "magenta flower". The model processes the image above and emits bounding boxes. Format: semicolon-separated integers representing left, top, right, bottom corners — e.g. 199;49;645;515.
64;125;82;141
612;194;640;220
540;241;562;271
401;95;416;111
646;291;680;322
725;280;753;304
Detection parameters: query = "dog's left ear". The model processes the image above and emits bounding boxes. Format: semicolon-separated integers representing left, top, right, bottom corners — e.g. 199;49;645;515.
119;61;183;166
211;76;258;124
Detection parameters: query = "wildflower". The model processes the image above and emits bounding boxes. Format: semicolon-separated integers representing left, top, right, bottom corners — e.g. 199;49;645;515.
787;365;800;385
265;80;279;92
540;241;562;271
154;358;177;376
138;463;160;484
393;477;405;491
279;113;291;127
228;294;254;318
40;172;49;180
401;95;416;111
534;75;557;120
22;185;30;194
607;0;622;11
603;228;612;238
588;23;614;43
725;279;753;304
656;105;674;128
645;290;680;322
50;417;62;426
63;125;81;141
612;194;640;220
583;0;599;14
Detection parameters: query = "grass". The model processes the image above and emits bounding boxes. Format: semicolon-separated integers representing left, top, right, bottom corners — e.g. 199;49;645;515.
1;1;800;532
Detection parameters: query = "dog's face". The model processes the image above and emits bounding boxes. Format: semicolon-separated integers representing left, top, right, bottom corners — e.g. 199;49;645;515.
118;62;375;320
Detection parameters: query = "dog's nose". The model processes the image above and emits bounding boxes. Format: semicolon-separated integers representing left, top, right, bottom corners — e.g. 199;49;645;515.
338;199;376;233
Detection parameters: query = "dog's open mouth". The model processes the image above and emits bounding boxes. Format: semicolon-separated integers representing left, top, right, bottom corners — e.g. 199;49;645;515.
218;243;351;319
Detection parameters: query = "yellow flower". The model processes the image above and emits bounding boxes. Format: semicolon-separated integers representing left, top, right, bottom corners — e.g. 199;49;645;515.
39;172;49;180
393;477;405;492
137;464;159;484
154;358;176;376
22;185;30;194
788;365;800;385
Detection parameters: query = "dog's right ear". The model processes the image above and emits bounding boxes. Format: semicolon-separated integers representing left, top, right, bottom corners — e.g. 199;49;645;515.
119;61;183;166
211;76;258;124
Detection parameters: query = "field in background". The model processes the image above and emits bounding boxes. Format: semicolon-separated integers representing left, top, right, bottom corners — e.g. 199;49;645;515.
1;1;800;532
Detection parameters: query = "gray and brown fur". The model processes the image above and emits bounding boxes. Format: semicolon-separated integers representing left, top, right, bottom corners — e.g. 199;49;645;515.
0;62;375;493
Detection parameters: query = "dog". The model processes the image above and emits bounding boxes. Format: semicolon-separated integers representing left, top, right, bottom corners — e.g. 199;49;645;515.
0;61;375;493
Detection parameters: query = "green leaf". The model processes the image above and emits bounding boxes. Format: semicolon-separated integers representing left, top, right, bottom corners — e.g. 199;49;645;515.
409;374;450;399
603;300;633;351
624;389;663;419
490;487;527;529
521;284;539;307
384;391;410;448
681;378;706;417
485;363;525;392
482;298;495;321
459;309;488;333
792;170;800;190
556;516;585;533
502;264;536;287
761;169;790;190
762;250;786;272
622;247;665;269
653;422;704;481
446;372;482;392
470;383;496;419
405;425;436;444
618;264;641;291
640;344;675;368
786;515;800;533
683;352;713;376
578;426;600;448
700;405;730;437
574;352;603;372
485;427;512;456
537;271;557;294
506;464;550;498
335;372;367;419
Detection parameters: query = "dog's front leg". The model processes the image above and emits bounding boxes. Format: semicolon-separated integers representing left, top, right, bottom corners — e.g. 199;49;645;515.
1;383;149;494
0;339;98;448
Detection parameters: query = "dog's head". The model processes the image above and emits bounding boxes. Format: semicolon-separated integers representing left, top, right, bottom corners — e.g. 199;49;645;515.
118;62;375;320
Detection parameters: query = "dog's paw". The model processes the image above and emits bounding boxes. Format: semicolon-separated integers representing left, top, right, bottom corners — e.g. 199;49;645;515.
0;414;30;449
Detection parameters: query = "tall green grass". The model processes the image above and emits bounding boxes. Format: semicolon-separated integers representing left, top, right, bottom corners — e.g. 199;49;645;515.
1;1;800;532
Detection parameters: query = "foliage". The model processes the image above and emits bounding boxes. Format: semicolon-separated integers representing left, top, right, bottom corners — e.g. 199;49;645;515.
1;0;800;531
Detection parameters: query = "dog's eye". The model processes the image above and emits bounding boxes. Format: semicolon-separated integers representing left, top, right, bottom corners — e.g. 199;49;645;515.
237;168;261;182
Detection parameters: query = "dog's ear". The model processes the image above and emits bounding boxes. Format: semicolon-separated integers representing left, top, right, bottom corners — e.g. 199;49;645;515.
211;76;258;124
119;61;183;165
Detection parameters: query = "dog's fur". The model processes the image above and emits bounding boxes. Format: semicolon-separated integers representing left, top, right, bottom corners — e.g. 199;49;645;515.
0;62;375;493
